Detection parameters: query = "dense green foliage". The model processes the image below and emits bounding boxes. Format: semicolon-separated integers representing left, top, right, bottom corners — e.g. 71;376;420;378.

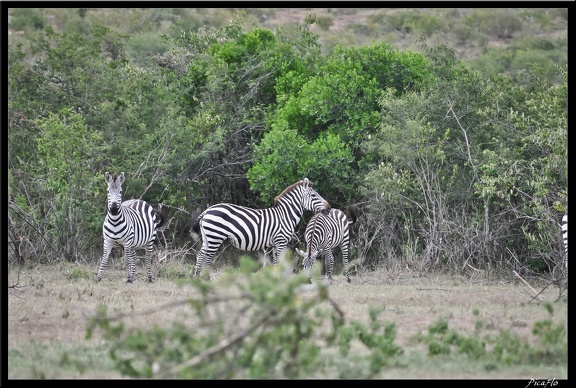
7;9;567;281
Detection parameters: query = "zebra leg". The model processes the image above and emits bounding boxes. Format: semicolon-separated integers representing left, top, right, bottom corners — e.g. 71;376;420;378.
303;255;315;284
145;243;154;283
125;247;136;283
97;240;113;282
305;263;314;284
194;248;211;278
292;251;302;274
271;243;288;276
342;245;351;283
324;251;334;285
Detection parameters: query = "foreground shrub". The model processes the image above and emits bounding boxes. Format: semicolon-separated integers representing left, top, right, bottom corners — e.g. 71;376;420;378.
86;257;403;379
416;305;567;366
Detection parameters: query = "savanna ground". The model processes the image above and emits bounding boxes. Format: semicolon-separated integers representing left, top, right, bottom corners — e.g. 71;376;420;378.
7;255;568;380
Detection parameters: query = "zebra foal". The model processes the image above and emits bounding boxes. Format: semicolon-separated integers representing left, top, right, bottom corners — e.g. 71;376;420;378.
190;178;330;279
97;172;165;283
295;205;357;284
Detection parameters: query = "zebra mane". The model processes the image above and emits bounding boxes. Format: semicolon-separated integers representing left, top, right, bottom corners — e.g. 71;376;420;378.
273;179;314;206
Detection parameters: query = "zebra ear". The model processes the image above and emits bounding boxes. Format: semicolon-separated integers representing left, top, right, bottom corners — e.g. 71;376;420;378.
118;172;125;185
105;172;112;183
302;178;309;187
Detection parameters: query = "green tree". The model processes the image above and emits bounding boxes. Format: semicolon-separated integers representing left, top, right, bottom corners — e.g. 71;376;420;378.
8;25;182;259
359;41;567;274
250;42;430;207
158;19;321;208
247;129;354;205
35;109;105;260
474;67;567;271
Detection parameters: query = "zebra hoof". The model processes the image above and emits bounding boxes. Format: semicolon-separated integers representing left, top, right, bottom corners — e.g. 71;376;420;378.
147;277;155;283
127;278;134;283
347;277;351;284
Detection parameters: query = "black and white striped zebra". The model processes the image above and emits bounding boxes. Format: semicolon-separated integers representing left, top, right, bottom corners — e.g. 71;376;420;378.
190;178;330;278
295;205;357;284
97;172;165;283
562;214;567;268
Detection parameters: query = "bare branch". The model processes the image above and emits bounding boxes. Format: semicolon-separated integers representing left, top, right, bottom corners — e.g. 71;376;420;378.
445;95;478;182
168;313;271;376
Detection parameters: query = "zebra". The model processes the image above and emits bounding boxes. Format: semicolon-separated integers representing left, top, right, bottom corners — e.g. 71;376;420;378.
295;205;357;284
562;214;567;268
97;172;165;283
190;178;330;278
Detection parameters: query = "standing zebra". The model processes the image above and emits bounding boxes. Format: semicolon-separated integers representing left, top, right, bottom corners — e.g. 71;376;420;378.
97;172;165;283
562;214;567;268
295;205;357;284
190;178;330;279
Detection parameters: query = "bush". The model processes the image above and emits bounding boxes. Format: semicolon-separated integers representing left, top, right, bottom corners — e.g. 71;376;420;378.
465;9;523;39
9;8;45;30
315;15;334;31
85;259;405;378
416;309;567;365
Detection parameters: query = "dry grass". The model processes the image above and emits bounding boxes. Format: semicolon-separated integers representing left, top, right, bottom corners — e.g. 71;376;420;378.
7;261;567;379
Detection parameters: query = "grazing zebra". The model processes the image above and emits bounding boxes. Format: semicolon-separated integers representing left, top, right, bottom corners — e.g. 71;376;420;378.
97;172;165;283
295;205;357;284
190;178;330;278
562;214;567;268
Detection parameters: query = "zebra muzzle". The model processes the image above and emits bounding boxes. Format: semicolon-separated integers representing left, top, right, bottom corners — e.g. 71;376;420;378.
110;204;120;215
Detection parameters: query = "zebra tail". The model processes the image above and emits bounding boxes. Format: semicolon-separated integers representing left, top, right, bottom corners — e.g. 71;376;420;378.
190;208;204;241
346;205;358;224
153;205;166;229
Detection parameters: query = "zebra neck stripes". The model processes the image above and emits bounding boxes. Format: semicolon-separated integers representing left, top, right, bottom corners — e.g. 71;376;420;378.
104;210;131;237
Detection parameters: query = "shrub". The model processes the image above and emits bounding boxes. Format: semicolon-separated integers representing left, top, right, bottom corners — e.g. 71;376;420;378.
316;15;334;31
85;258;405;378
9;8;45;31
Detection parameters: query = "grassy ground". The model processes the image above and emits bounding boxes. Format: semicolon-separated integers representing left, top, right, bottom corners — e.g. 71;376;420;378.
7;260;567;379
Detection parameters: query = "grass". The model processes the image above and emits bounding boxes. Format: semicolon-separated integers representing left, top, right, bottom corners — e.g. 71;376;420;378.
7;260;567;379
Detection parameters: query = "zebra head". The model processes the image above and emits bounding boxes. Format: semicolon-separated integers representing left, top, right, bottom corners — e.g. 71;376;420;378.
296;247;319;270
299;178;330;213
105;172;125;216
